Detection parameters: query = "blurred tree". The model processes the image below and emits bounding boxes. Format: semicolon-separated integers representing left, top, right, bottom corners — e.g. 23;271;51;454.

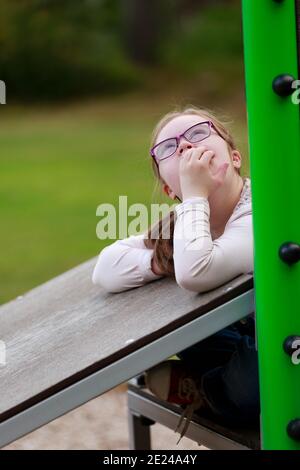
119;0;240;65
0;0;242;101
120;0;164;64
0;0;140;100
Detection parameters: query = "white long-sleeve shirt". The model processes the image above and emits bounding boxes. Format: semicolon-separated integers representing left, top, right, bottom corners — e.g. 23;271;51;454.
92;177;253;294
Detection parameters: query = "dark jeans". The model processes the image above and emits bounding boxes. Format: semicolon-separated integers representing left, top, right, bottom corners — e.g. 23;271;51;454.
177;316;260;427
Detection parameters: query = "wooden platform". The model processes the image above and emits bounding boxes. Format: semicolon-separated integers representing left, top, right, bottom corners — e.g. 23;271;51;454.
0;256;255;447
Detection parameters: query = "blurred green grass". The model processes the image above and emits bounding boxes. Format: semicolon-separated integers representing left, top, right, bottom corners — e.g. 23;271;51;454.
0;94;249;304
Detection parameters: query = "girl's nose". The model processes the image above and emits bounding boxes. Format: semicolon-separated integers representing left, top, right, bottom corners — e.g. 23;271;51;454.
178;139;194;155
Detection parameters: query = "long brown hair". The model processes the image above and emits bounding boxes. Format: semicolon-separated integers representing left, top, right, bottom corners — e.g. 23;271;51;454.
144;105;241;277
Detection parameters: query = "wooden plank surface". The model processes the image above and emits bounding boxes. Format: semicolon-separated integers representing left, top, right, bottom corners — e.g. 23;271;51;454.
0;256;253;423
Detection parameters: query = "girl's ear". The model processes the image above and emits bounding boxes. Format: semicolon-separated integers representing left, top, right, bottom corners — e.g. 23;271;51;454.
231;150;242;171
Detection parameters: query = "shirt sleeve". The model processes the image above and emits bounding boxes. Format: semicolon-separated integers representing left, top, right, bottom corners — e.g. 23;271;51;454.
92;233;163;293
173;197;254;293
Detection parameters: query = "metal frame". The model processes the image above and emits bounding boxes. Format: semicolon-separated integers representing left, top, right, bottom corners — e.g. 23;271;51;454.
127;383;254;450
0;289;254;448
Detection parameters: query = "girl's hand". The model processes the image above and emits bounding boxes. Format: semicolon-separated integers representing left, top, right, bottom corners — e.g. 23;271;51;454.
179;146;229;200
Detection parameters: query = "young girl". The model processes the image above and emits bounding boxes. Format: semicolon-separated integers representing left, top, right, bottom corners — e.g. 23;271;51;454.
92;106;260;445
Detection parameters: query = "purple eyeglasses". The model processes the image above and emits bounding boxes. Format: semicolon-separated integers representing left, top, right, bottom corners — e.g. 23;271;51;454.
150;120;223;171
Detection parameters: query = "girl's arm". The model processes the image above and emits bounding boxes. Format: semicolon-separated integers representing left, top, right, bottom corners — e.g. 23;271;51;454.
92;234;164;293
173;197;253;293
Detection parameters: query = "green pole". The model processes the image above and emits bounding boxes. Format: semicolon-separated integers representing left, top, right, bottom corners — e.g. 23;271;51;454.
242;0;300;449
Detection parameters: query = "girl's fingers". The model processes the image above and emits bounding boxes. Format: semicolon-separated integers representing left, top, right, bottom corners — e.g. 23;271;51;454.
197;149;214;165
195;146;209;161
185;146;207;163
182;148;193;161
182;147;216;168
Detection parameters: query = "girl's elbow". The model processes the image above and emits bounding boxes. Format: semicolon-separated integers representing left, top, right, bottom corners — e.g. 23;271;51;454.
92;271;126;294
92;252;124;294
175;270;209;293
92;266;117;293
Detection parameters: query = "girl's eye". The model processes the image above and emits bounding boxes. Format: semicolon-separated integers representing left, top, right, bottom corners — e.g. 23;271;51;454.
160;141;176;152
185;124;210;141
189;129;205;139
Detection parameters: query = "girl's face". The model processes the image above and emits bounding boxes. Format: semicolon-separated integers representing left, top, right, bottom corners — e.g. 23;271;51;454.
155;114;240;201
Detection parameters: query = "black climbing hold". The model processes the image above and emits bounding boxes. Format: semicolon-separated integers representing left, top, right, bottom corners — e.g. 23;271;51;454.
287;419;300;441
283;335;300;356
272;74;295;96
279;242;300;265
